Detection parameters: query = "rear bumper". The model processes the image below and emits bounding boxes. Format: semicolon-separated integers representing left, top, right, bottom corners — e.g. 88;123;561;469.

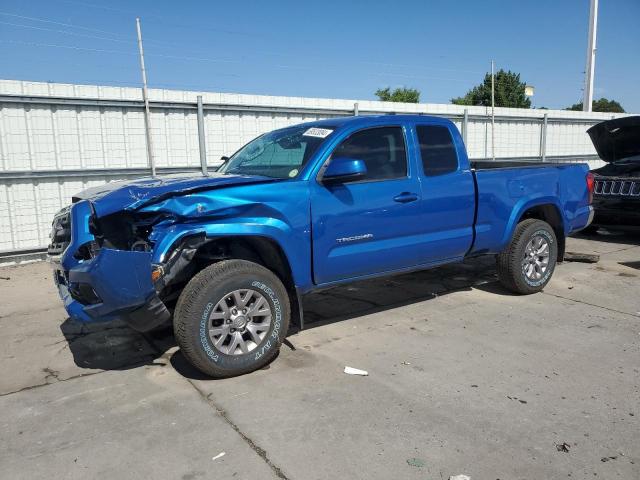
571;205;595;233
591;196;640;228
49;201;170;331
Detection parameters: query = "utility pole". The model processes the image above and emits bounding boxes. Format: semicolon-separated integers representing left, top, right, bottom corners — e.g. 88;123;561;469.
197;95;208;176
582;0;598;112
491;60;495;160
136;17;156;177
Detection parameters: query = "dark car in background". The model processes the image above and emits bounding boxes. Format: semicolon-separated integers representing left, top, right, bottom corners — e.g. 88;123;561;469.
588;116;640;232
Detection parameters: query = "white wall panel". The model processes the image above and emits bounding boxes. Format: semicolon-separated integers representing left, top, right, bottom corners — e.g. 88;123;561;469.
1;105;31;170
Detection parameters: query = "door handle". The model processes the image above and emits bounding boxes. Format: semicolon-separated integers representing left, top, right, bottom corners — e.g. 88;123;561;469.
393;192;418;203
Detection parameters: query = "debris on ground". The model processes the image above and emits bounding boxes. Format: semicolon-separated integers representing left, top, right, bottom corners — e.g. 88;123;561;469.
506;395;527;404
556;442;571;453
212;452;226;461
601;456;617;462
564;252;600;263
449;475;471;480
406;458;425;468
344;366;368;376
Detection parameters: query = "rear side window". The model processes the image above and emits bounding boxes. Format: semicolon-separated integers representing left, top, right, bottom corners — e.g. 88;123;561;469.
416;125;458;176
332;126;407;181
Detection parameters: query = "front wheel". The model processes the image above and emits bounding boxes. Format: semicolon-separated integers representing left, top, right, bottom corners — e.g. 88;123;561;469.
174;259;290;378
496;219;558;294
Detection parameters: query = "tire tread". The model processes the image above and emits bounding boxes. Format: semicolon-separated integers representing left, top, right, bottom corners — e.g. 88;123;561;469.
174;259;289;378
496;219;557;295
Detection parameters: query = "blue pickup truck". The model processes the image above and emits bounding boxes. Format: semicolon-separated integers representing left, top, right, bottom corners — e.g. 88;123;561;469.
48;115;594;377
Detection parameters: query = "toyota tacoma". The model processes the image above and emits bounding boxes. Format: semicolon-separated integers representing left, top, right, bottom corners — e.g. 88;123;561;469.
48;115;595;377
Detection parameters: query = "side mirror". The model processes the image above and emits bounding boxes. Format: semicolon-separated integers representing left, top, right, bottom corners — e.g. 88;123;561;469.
216;156;230;171
322;157;367;184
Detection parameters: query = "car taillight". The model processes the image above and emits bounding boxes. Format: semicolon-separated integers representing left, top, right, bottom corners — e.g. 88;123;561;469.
586;172;595;203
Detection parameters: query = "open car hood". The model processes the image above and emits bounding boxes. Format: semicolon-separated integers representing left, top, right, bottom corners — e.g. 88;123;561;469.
72;172;279;217
587;116;640;163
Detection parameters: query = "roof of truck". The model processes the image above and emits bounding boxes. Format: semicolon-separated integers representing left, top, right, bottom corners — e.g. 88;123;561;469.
302;114;453;128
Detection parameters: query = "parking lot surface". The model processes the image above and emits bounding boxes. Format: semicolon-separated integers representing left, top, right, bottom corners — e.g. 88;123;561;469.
1;233;639;480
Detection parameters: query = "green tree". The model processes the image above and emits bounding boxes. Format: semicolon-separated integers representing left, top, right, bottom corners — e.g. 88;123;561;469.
451;69;531;108
375;87;420;103
566;98;625;113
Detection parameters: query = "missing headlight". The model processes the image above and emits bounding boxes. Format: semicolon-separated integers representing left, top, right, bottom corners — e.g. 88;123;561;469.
74;240;101;260
91;212;171;252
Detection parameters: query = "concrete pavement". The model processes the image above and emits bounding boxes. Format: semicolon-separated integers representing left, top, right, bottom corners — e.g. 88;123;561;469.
1;232;638;479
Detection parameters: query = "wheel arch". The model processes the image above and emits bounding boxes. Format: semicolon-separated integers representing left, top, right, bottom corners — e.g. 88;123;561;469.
162;233;304;328
502;198;566;261
516;203;565;261
196;235;294;287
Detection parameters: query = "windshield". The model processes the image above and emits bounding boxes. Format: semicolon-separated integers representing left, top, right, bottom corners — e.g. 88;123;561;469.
219;125;335;179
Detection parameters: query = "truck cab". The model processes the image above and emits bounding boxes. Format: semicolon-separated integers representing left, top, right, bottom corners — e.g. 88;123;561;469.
307;117;476;283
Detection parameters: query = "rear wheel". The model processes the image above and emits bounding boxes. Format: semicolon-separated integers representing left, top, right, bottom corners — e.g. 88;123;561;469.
174;259;290;378
496;219;558;294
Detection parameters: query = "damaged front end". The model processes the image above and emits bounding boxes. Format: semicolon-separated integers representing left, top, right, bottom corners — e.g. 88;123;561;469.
48;199;204;331
48;172;296;331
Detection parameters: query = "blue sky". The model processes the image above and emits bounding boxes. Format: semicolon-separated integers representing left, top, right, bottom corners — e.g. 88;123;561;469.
0;0;638;112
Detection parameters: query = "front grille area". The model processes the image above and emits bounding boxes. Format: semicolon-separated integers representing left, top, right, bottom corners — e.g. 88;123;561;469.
48;206;72;256
593;178;640;197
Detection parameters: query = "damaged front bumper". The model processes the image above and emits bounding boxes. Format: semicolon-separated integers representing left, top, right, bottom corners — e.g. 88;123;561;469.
49;200;170;332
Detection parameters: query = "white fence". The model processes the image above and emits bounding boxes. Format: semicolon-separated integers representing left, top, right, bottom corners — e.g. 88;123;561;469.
0;79;627;255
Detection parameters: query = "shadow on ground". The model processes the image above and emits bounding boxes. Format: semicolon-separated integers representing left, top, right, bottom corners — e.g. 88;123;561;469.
573;227;640;246
60;319;168;371
61;255;503;378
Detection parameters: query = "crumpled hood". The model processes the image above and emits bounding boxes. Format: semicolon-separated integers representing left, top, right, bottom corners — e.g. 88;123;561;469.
73;172;279;217
587;116;640;163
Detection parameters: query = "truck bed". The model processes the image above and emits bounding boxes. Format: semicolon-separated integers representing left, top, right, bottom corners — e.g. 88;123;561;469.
469;160;591;256
471;160;576;170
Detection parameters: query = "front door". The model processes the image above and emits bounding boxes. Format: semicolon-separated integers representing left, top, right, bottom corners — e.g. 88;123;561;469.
310;125;426;284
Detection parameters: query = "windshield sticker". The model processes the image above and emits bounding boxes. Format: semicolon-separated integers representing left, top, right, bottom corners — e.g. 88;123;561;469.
288;169;299;178
303;127;333;138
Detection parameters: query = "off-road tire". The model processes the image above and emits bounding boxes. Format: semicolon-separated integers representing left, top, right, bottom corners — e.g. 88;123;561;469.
496;219;558;294
174;259;290;378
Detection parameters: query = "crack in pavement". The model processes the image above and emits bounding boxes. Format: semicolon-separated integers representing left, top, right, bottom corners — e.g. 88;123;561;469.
0;370;104;397
188;380;290;480
139;333;291;480
541;291;640;318
42;367;60;382
0;356;164;397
